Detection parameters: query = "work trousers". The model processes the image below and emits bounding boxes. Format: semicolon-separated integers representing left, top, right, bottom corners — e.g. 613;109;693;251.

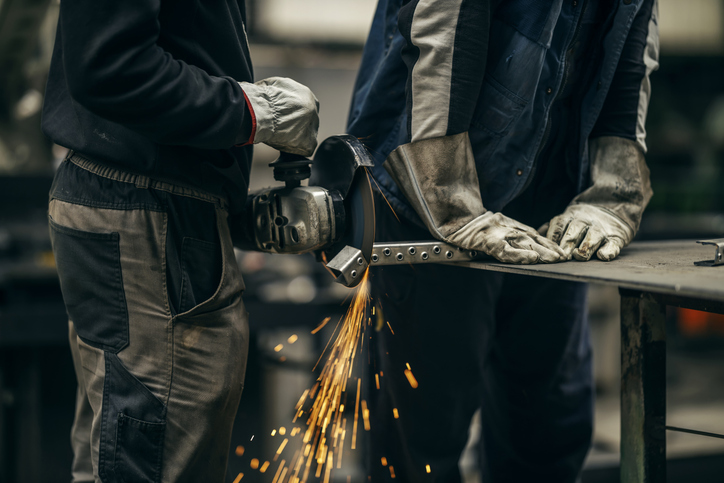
49;155;249;482
366;193;594;482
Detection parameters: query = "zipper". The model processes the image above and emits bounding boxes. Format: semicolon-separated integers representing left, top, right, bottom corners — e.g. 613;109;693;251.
521;0;590;194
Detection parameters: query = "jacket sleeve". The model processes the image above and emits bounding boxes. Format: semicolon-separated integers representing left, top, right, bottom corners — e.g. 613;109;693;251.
397;0;492;143
591;0;659;152
58;0;250;149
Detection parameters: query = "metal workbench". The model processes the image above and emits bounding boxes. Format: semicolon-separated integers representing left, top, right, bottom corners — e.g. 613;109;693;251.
455;239;724;483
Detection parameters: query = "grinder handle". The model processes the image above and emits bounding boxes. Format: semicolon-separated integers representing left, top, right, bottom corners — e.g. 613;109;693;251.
269;151;312;188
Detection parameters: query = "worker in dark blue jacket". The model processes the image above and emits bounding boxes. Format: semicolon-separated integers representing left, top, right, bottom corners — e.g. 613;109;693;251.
348;0;657;481
42;1;319;481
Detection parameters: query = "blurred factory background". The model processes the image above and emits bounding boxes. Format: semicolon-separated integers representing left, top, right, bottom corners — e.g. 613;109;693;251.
1;0;724;481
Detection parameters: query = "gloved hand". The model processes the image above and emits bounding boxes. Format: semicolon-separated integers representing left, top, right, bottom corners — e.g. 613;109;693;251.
542;137;653;261
384;133;566;264
238;77;319;156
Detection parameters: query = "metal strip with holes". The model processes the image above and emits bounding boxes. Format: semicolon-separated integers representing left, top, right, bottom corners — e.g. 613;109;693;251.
369;241;488;266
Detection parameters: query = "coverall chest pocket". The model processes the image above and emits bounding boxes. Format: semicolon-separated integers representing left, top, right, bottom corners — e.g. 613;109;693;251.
49;217;129;353
469;78;528;168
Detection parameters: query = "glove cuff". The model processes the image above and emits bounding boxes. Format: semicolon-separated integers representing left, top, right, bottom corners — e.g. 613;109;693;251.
237;81;276;145
383;132;486;240
576;136;653;234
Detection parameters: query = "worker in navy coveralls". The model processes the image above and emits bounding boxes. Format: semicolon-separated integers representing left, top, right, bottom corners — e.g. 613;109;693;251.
347;0;657;481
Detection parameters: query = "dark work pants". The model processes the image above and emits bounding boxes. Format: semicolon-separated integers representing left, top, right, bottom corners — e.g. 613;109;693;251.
366;193;593;482
50;155;249;482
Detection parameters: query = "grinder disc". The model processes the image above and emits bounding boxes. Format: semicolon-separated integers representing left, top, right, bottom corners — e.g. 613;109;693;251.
338;168;375;264
310;135;375;286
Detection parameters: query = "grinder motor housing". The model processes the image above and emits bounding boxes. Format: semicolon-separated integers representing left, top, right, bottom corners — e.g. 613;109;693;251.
230;135;375;287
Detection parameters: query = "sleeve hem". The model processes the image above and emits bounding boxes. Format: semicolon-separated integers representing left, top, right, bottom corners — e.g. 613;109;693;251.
235;88;257;147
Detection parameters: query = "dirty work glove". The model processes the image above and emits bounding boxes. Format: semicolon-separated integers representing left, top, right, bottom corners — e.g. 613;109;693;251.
384;133;566;264
237;77;319;156
542;137;653;261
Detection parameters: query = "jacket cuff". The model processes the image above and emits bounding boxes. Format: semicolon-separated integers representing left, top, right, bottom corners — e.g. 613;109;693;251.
236;81;275;146
234;88;257;147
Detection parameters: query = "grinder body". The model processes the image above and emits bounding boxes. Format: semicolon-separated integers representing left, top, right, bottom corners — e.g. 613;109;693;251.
246;184;344;254
231;135;375;287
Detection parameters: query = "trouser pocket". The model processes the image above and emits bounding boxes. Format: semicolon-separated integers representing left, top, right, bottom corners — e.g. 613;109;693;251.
164;194;224;316
49;217;129;353
100;353;167;483
178;236;222;314
115;414;165;482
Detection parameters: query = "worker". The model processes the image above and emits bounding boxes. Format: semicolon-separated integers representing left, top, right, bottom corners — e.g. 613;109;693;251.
348;0;657;481
41;2;318;481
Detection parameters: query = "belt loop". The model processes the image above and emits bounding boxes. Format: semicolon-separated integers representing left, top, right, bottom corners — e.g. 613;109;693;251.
135;175;150;190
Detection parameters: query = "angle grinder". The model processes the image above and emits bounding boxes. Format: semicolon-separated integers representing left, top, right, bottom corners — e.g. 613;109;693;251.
231;135;376;288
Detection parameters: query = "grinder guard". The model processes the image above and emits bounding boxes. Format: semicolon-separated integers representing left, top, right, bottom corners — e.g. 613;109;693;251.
310;135;375;287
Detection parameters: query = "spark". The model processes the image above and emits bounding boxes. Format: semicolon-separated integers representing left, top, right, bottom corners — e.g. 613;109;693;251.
393;408;399;419
260;461;270;473
280;356;287;362
323;451;333;483
295;390;309;411
279;427;287;435
352;378;361;449
361;400;371;431
311;316;331;334
389;465;396;478
387;321;395;335
276;438;289;455
426;464;432;473
232;473;243;483
404;369;419;389
293;448;305;474
288;334;299;344
381;457;388;466
336;420;346;468
406;363;411;370
368;170;400;223
271;429;277;436
250;459;259;469
235;445;245;456
375;373;380;390
271;460;286;483
315;456;324;478
250;435;254;441
274;344;283;352
286;271;372;482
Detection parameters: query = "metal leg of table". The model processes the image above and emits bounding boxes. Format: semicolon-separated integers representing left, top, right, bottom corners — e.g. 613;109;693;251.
619;289;667;483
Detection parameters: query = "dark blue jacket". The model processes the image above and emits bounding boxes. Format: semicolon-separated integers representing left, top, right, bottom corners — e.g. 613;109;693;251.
347;0;659;222
42;0;254;213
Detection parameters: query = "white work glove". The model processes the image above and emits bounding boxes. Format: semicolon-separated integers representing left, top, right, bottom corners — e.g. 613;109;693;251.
385;133;566;264
542;137;653;261
238;77;319;156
